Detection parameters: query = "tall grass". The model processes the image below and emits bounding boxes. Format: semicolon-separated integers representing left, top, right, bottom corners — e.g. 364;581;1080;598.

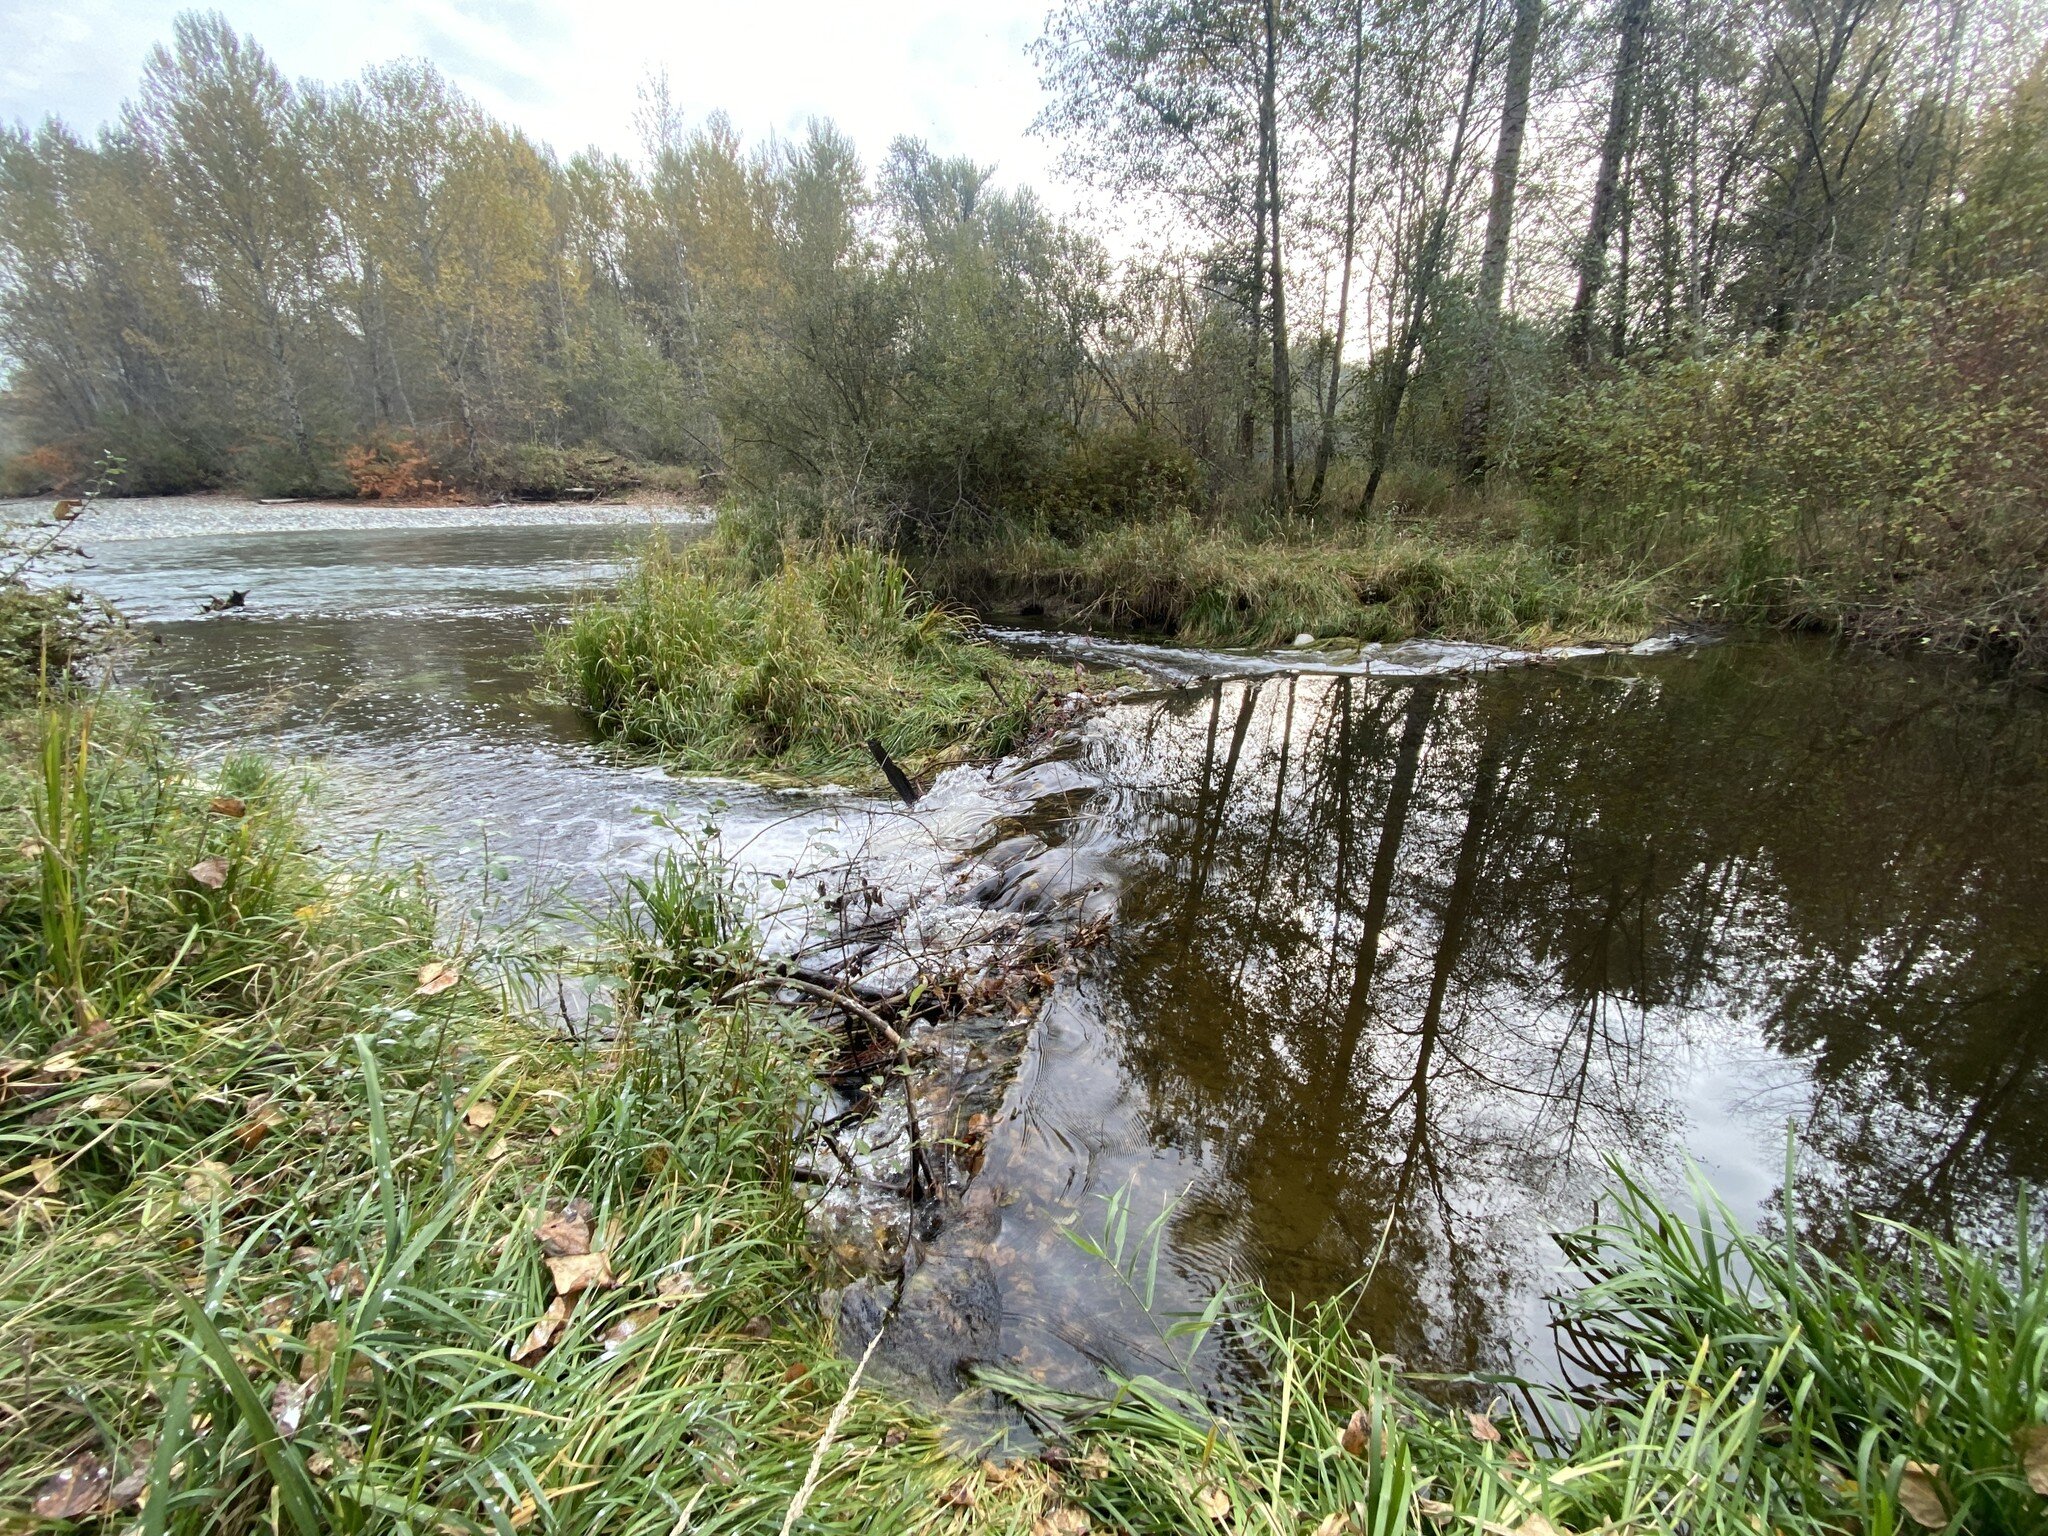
920;512;1657;650
543;533;1062;783
0;702;1015;1533
1002;1170;2048;1535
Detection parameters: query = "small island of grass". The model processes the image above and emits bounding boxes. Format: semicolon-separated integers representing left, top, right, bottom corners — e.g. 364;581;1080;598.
544;534;1073;785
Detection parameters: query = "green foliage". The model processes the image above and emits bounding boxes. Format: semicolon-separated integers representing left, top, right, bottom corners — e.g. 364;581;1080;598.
1028;429;1203;542
1557;1163;2048;1533
0;705;988;1535
0;583;85;708
544;531;1061;782
1529;275;2048;669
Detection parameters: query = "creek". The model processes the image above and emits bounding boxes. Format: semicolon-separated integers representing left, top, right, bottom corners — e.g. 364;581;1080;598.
17;497;2047;1405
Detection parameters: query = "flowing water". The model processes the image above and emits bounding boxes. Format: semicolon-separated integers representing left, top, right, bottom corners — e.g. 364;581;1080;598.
17;498;2048;1402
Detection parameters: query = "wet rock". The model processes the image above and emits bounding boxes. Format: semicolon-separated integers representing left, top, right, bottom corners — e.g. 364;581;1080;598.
837;1248;1002;1400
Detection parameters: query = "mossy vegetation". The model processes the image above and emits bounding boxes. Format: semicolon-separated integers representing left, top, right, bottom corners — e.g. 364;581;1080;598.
543;533;1071;784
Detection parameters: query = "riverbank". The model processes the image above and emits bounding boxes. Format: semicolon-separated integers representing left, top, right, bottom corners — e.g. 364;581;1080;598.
917;509;1659;651
6;693;2046;1533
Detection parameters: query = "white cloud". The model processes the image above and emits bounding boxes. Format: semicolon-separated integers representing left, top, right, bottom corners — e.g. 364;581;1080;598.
0;0;1066;199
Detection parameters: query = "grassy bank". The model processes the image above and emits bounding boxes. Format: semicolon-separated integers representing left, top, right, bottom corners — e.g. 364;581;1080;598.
0;698;982;1532
919;510;1658;650
5;697;2045;1532
544;534;1069;783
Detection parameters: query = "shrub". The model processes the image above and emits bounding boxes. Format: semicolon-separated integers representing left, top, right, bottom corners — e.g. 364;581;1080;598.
1528;275;2048;669
343;433;455;501
1029;428;1203;541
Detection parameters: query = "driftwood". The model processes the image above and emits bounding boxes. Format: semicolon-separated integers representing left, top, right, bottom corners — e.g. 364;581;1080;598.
865;738;921;806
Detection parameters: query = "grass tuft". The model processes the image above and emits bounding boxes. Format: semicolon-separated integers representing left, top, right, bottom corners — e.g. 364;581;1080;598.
543;532;1068;784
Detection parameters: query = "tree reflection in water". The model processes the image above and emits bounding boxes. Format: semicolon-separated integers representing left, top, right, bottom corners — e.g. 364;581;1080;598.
978;641;2048;1391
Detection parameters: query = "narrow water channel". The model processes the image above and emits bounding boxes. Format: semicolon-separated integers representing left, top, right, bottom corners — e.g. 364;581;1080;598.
21;498;2048;1406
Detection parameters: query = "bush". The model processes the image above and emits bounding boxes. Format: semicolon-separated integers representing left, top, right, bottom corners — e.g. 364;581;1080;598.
1528;275;2048;670
343;432;455;501
474;443;646;501
1029;429;1203;541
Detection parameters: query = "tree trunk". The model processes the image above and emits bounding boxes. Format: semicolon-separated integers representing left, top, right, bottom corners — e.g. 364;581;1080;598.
1309;0;1368;507
1567;0;1652;366
1262;0;1296;508
1242;83;1269;463
1457;0;1543;478
1363;0;1493;510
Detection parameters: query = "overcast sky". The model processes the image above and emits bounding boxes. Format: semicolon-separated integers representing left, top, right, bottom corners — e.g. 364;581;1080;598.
0;0;1069;197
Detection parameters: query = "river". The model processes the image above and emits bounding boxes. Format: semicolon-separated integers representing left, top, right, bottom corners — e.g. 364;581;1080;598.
16;496;2048;1406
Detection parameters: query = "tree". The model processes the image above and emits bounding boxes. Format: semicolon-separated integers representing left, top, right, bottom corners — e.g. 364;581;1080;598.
1457;0;1542;474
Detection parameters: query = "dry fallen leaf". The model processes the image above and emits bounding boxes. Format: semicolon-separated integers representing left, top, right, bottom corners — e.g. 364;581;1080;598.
260;1293;296;1329
1196;1483;1231;1521
414;960;461;997
1312;1515;1353;1536
547;1251;615;1297
535;1198;594;1258
1898;1462;1948;1529
2016;1426;2048;1497
188;855;230;890
464;1099;497;1131
270;1377;315;1439
940;1478;976;1509
1416;1498;1454;1522
654;1268;708;1306
1513;1515;1567;1536
236;1100;285;1149
209;795;247;817
741;1314;773;1339
600;1307;659;1353
511;1296;572;1364
1340;1407;1372;1458
1032;1508;1090;1536
1467;1411;1502;1444
32;1450;111;1520
81;1092;130;1119
325;1261;367;1299
181;1160;233;1206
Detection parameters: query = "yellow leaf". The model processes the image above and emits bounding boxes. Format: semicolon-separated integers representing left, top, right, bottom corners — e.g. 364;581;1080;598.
1897;1462;1948;1529
546;1250;616;1297
181;1160;233;1206
2016;1426;2048;1497
415;960;461;996
511;1295;572;1365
